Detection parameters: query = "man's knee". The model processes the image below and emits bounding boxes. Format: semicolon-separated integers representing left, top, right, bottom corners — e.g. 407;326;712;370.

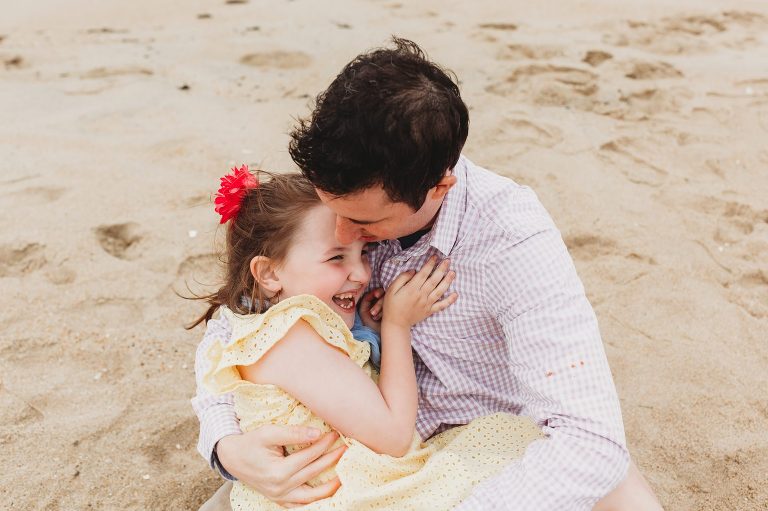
198;482;232;511
592;460;663;511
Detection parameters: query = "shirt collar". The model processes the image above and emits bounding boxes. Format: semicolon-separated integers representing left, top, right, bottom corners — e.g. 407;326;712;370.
374;156;468;257
427;155;467;257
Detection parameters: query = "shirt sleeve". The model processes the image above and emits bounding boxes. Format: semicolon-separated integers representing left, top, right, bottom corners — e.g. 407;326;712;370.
190;313;242;480
458;226;629;510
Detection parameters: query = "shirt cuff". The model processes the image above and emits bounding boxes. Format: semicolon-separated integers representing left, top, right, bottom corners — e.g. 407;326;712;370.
212;439;238;481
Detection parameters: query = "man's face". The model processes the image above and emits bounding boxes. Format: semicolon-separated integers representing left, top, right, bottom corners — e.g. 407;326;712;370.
316;185;439;244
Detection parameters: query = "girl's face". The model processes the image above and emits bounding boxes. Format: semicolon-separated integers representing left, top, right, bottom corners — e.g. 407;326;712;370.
274;204;371;328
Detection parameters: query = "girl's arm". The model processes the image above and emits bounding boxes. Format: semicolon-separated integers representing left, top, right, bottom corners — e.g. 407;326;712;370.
239;257;456;457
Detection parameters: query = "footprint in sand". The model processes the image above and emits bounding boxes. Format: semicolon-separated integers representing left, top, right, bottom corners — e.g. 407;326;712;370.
490;117;563;152
723;265;768;319
20;186;66;203
89;297;144;326
598;137;669;187
496;44;563;61
80;67;153;79
478;22;518;31
45;264;76;286
0;243;47;278
624;61;683;80
563;234;657;265
177;253;218;278
583;50;613;67
602;11;768;55
688;196;768;317
724;271;768;319
0;382;45;425
564;234;618;259
613;87;693;121
714;201;768;245
4;56;24;69
486;64;598;108
94;222;143;260
174;253;220;295
240;51;312;69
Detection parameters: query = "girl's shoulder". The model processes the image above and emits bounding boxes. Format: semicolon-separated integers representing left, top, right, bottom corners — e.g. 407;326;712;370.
204;295;371;395
225;294;361;356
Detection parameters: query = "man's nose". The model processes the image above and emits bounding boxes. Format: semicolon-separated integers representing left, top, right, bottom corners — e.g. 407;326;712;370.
335;217;359;244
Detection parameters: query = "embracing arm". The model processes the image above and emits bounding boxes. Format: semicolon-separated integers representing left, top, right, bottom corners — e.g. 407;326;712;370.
192;312;345;506
241;259;455;458
458;227;628;510
240;318;417;457
190;314;241;478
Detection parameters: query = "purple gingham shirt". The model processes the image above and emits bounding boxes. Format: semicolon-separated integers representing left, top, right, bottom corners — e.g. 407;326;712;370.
192;156;629;509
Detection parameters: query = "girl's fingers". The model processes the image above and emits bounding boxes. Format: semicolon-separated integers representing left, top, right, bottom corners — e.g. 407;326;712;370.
428;271;455;303
410;255;438;287
430;292;458;313
422;259;451;291
388;270;415;294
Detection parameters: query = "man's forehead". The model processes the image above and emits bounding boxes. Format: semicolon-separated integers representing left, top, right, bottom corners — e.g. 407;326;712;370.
316;186;389;204
315;187;395;214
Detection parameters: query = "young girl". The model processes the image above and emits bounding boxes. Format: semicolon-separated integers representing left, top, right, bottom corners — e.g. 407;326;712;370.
194;166;543;510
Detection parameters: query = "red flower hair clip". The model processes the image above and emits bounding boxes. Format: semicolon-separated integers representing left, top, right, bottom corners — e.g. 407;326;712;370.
214;164;259;224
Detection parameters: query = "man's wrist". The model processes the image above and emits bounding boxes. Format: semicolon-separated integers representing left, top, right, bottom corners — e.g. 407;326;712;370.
213;435;240;481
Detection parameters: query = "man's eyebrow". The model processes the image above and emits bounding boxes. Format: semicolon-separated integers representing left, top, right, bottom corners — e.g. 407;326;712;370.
345;216;386;225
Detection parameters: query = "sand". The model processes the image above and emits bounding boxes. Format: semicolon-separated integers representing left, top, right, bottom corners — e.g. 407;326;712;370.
1;1;766;509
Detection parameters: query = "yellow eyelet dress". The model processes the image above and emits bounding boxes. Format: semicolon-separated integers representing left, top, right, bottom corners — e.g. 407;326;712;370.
204;295;544;510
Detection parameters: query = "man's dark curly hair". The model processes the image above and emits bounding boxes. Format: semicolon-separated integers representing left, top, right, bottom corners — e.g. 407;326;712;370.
289;37;469;210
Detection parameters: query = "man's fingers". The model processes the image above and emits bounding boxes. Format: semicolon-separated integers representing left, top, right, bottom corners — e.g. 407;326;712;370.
431;292;458;313
369;295;385;318
358;290;377;313
258;423;325;447
283;431;340;473
287;444;347;490
278;478;342;506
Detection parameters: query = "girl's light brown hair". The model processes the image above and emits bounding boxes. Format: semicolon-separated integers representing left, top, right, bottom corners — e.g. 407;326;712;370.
187;172;320;329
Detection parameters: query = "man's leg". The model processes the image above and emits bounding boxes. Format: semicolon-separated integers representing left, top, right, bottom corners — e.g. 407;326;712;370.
593;459;663;511
198;482;233;511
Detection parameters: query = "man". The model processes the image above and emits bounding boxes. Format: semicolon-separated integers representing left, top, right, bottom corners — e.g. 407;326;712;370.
193;38;662;510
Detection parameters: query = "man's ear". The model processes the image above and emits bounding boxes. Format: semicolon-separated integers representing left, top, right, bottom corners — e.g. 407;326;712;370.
429;174;457;200
250;256;281;295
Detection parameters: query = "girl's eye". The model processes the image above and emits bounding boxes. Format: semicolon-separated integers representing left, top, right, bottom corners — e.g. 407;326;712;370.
328;255;344;261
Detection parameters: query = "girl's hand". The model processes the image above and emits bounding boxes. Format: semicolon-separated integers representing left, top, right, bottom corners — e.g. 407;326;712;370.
358;288;384;333
382;256;457;330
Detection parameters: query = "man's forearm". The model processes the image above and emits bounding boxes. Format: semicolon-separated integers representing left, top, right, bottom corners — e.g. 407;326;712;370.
192;313;242;477
194;399;242;477
457;425;629;510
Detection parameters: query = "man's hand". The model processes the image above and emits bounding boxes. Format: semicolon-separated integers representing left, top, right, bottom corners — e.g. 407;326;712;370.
216;425;346;508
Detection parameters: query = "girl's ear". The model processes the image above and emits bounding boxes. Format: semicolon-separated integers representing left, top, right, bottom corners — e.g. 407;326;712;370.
250;256;281;295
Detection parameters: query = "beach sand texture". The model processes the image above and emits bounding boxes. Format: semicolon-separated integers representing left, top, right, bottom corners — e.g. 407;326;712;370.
1;1;766;509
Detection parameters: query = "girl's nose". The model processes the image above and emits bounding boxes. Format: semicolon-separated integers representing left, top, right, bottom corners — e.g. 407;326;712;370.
349;256;370;283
